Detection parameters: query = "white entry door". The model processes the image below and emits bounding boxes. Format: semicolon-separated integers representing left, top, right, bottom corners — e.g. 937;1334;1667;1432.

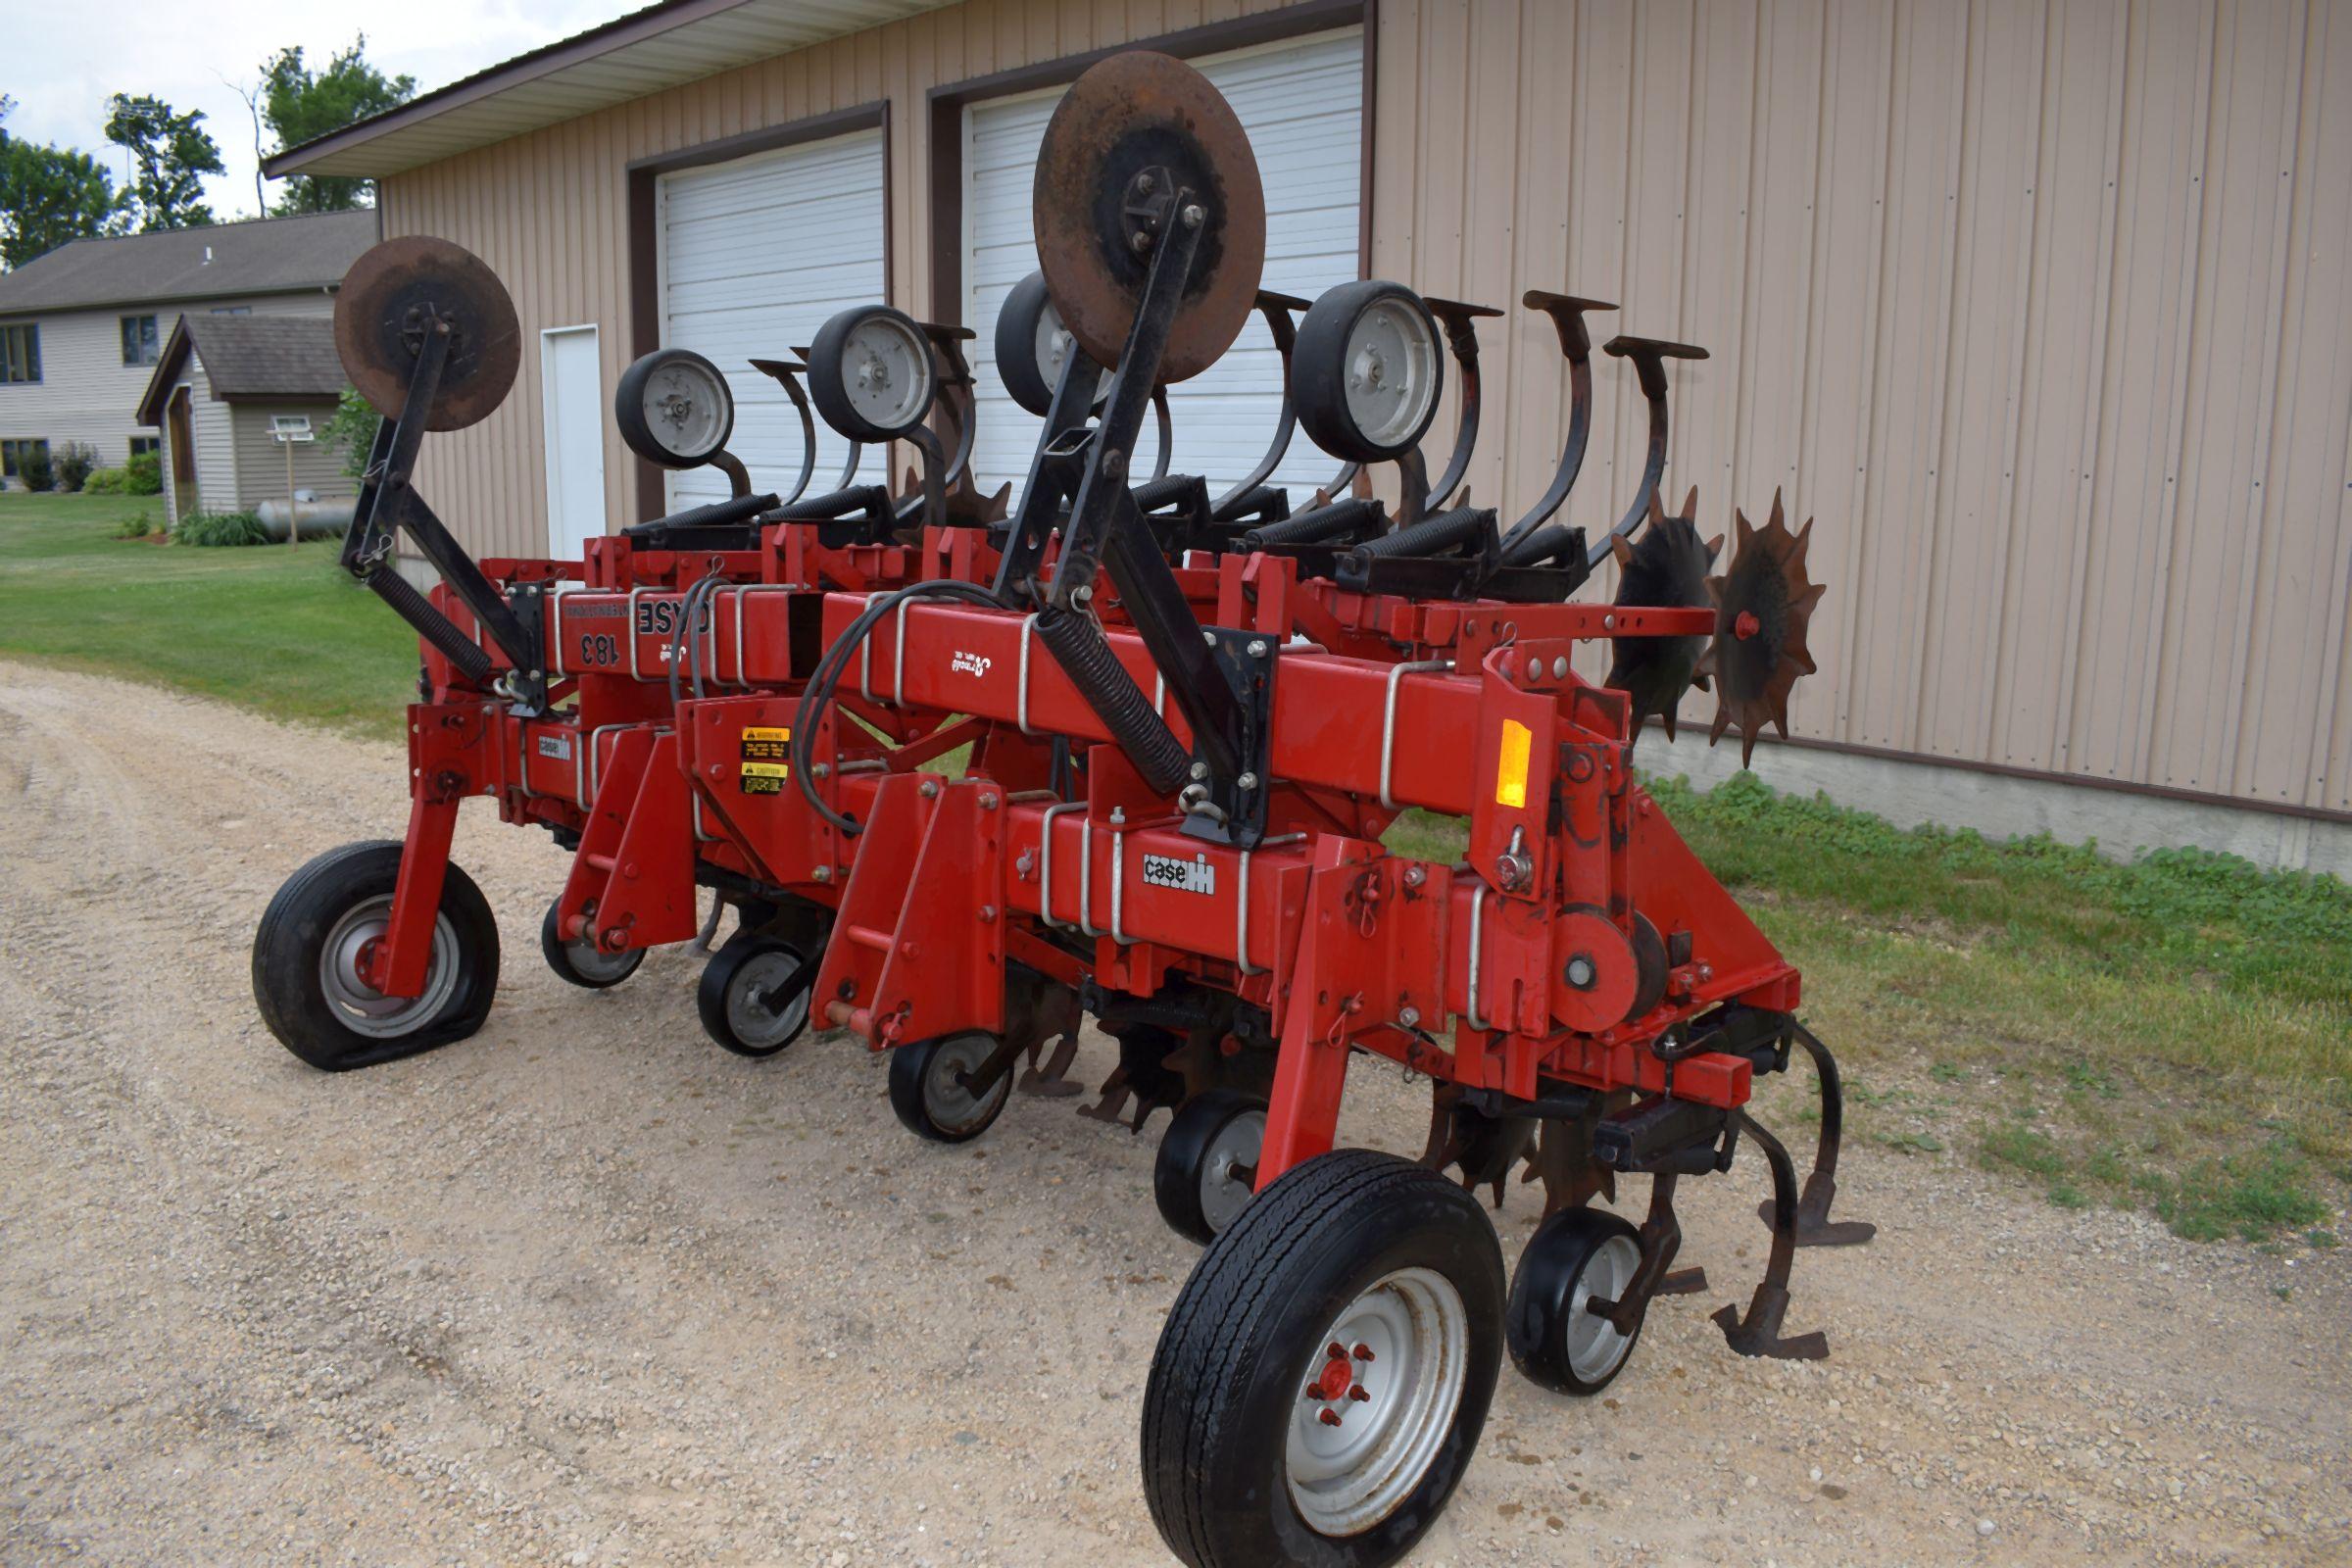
964;28;1365;494
541;324;606;556
661;127;888;509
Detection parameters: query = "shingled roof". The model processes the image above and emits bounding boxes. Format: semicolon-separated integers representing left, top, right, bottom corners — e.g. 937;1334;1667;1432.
136;315;347;426
0;209;376;317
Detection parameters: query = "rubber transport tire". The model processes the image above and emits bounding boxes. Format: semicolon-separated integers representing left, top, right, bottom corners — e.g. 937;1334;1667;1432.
251;840;500;1072
1153;1089;1268;1246
993;270;1060;417
1505;1205;1646;1396
1291;280;1445;466
696;929;813;1059
888;1031;1011;1144
808;304;934;443
613;347;734;468
540;899;644;990
1142;1149;1505;1568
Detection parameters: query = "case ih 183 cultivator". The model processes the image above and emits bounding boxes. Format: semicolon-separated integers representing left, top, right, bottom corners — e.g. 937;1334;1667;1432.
253;51;1874;1568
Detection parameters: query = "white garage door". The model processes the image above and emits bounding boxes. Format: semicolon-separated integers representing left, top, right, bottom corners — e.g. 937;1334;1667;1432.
965;29;1363;497
661;127;886;510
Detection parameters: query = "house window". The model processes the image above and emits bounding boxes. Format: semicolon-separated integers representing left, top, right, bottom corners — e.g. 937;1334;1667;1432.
209;305;251;316
2;439;50;479
0;324;38;384
129;435;161;461
121;315;161;366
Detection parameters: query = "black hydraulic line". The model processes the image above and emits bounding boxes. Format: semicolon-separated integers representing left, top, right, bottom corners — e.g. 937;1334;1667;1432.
765;483;892;523
1421;296;1504;508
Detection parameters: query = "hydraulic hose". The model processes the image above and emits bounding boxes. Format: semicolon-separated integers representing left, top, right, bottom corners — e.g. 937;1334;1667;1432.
1033;606;1191;796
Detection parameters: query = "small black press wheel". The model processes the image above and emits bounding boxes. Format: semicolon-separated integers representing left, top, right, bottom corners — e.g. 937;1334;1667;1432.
614;347;735;468
696;929;813;1058
1143;1150;1505;1568
1505;1206;1646;1396
888;1031;1011;1144
540;899;643;989
252;840;501;1072
1154;1089;1268;1245
1291;280;1446;465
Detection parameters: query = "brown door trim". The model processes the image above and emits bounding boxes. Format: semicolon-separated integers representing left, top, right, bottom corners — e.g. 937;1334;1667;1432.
923;0;1373;330
625;99;891;524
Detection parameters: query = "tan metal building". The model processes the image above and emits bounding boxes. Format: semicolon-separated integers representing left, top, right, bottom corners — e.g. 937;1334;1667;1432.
269;0;2351;871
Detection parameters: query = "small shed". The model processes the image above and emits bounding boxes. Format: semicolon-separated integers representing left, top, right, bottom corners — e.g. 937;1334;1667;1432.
136;315;354;528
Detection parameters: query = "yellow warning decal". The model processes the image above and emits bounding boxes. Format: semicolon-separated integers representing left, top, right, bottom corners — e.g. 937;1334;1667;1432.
1494;719;1532;808
740;725;791;762
741;760;790;795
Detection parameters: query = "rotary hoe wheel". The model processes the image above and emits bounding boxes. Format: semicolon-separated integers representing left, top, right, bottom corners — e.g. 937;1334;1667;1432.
1604;487;1722;743
1701;489;1825;765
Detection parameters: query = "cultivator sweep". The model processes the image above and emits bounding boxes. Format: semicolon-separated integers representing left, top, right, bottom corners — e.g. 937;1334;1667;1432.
251;50;1874;1568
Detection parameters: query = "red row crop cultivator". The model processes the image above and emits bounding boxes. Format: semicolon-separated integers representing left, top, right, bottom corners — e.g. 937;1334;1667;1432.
253;50;1874;1568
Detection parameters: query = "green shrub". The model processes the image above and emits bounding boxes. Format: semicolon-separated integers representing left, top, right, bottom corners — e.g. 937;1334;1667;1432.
175;510;270;547
82;466;128;495
323;384;381;481
123;451;163;495
15;448;53;492
52;443;96;492
110;509;159;539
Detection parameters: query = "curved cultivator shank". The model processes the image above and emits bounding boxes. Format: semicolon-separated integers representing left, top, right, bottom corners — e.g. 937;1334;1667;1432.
251;47;1881;1568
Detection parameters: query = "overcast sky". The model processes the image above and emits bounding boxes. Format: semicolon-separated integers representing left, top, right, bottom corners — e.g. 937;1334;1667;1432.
3;0;620;223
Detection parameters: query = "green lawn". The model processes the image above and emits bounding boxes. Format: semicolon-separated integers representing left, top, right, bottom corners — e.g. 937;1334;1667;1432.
5;488;2344;1243
0;490;418;741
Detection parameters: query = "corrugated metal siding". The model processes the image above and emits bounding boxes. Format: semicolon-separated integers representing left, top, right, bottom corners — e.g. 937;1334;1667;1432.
377;0;2349;816
1376;0;2349;815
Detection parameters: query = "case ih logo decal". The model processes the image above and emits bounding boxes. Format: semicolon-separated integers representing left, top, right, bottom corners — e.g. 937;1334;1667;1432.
1142;853;1215;896
951;650;992;678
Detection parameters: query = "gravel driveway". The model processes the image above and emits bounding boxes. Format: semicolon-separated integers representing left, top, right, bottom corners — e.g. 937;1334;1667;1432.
1;663;2345;1567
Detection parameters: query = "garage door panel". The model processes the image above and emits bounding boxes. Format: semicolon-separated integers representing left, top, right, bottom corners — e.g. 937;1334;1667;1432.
662;126;886;509
966;29;1364;497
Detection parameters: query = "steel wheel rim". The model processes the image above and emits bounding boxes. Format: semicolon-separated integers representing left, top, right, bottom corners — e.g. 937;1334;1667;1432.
1198;1108;1265;1235
642;358;728;460
725;949;808;1048
1285;1266;1470;1537
841;315;930;432
566;932;639;984
318;896;459;1040
1566;1233;1641;1382
1342;299;1439;451
922;1033;1004;1134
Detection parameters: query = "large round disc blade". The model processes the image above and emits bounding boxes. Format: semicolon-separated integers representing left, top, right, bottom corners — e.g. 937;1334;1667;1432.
1032;51;1264;384
334;237;522;432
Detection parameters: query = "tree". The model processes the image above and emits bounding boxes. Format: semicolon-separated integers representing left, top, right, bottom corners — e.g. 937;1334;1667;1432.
0;136;127;269
103;94;223;230
262;36;416;214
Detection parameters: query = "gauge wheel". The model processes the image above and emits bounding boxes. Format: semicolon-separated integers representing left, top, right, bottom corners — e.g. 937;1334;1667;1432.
888;1031;1012;1144
1143;1150;1504;1568
993;270;1106;417
1504;1206;1646;1396
1292;280;1446;465
808;304;936;442
540;899;644;990
1154;1089;1268;1245
696;929;813;1059
252;840;501;1072
614;347;735;468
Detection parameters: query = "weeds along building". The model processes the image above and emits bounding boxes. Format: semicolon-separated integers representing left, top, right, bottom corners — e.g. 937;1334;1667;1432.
263;0;2351;874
